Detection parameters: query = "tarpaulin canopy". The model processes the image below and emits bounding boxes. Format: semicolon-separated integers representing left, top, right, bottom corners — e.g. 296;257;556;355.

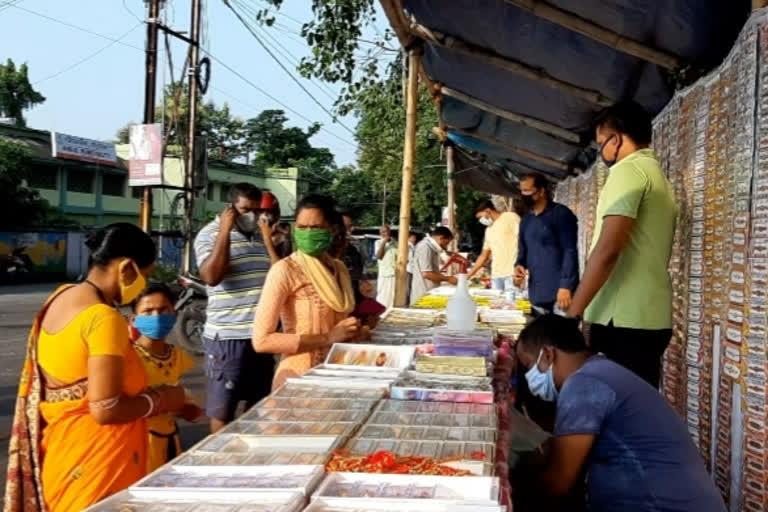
381;0;751;191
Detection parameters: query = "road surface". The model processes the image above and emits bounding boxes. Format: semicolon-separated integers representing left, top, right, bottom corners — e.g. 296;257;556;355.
0;283;210;494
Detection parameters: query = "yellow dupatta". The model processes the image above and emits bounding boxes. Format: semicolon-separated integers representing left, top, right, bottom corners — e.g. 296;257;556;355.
296;252;355;314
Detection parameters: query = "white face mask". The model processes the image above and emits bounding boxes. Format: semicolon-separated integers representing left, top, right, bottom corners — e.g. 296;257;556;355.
236;212;258;233
479;215;493;227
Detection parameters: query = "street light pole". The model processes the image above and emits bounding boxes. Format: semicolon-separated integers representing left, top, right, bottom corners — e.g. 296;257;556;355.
182;0;202;273
139;0;162;232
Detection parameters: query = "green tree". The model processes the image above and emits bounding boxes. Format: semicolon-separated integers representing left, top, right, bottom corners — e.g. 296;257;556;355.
254;0;396;116
328;165;378;223
156;82;245;161
354;58;485;231
115;122;132;144
243;109;333;169
0;140;75;228
256;1;486;239
0;59;45;127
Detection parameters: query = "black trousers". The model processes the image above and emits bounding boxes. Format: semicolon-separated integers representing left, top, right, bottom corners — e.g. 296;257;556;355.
588;322;672;389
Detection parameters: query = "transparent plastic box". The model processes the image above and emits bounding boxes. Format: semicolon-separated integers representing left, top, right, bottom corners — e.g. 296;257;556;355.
85;490;305;512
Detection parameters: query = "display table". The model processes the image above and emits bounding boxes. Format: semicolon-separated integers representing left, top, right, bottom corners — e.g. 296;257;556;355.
87;300;525;512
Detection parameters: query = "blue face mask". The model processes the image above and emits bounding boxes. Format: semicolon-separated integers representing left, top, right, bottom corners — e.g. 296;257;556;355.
525;349;558;402
134;313;177;340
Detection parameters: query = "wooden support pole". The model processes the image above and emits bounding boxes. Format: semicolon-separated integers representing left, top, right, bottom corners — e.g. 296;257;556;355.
441;86;581;144
504;0;680;70
395;49;421;307
411;23;614;108
449;127;581;173
754;0;768;9
446;144;457;252
379;0;414;47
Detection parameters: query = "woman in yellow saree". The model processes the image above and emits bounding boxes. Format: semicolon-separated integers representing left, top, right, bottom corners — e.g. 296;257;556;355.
5;223;187;512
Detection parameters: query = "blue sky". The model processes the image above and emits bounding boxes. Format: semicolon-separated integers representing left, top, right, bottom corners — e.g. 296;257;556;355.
0;0;392;166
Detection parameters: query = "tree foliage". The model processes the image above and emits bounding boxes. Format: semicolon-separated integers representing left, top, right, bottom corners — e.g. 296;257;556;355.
243;109;334;170
0;141;74;228
255;0;397;116
0;59;46;127
256;1;487;244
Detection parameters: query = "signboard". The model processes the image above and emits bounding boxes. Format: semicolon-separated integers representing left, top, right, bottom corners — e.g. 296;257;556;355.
129;123;163;186
51;132;117;166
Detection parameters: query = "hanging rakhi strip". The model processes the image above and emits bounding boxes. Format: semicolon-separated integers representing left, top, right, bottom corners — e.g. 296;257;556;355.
740;21;768;512
657;100;687;412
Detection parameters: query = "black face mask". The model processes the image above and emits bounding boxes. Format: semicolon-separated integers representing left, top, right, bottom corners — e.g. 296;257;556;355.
599;134;622;167
522;194;536;207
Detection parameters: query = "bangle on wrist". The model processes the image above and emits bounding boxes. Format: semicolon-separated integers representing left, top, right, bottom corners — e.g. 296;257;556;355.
139;393;154;418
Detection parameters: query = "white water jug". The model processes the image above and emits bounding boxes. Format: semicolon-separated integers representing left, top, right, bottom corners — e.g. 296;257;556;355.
446;274;477;331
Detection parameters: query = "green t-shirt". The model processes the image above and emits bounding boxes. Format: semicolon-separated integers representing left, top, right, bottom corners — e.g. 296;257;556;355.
585;148;677;330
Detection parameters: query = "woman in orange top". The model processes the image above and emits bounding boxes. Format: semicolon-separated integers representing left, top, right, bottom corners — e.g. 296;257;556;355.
252;195;361;389
5;223;186;512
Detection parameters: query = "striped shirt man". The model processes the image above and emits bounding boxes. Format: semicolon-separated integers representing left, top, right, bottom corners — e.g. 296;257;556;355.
193;183;277;431
194;217;270;340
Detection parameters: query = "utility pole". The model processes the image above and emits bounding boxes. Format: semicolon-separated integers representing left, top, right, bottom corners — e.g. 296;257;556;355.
139;0;161;232
381;182;387;226
182;0;203;273
446;144;457;252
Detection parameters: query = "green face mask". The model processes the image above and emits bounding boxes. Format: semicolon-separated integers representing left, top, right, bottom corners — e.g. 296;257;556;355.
294;228;332;256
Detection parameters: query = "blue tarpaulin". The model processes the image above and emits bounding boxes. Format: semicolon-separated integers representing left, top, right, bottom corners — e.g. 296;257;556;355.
392;0;750;192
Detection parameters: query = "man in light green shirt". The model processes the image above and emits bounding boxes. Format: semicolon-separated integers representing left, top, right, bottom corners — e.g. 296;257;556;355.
568;101;677;388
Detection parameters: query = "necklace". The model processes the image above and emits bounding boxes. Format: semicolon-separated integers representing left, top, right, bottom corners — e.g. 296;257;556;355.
84;280;107;304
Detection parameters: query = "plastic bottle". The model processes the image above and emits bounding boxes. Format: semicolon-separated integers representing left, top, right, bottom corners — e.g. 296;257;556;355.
446;274;477;331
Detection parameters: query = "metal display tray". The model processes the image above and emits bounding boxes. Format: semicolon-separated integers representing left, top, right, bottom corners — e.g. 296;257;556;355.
131;464;325;495
324;343;416;371
312;472;501;505
84;490;306;512
345;437;496;466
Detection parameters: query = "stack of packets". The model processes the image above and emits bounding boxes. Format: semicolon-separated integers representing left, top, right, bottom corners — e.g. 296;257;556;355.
370;326;436;353
433;328;494;360
414;356;488;377
390;372;494;403
379;308;445;328
412;294;492;310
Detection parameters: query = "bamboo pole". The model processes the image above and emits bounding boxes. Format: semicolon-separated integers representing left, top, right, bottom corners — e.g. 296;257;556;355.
441;86;581;144
449;127;580;172
411;23;614;108
504;0;679;70
395;49;421;307
446;144;457;252
379;0;414;47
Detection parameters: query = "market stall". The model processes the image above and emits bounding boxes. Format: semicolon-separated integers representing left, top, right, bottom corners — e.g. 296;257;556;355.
86;287;531;512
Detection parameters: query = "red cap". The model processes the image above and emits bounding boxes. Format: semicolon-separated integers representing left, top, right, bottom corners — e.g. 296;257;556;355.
260;191;278;210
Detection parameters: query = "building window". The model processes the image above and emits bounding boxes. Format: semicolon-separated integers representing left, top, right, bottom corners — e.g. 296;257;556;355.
102;173;126;197
207;182;215;201
66;169;94;193
131;186;143;199
27;169;58;190
220;183;231;202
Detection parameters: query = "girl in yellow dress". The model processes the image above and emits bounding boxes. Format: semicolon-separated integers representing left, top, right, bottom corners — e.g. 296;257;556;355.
131;283;204;472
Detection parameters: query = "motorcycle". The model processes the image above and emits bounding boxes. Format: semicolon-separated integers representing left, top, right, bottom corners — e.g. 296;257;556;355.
172;274;208;355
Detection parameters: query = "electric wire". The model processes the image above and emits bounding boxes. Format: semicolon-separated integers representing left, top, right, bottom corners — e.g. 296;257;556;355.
33;22;143;85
